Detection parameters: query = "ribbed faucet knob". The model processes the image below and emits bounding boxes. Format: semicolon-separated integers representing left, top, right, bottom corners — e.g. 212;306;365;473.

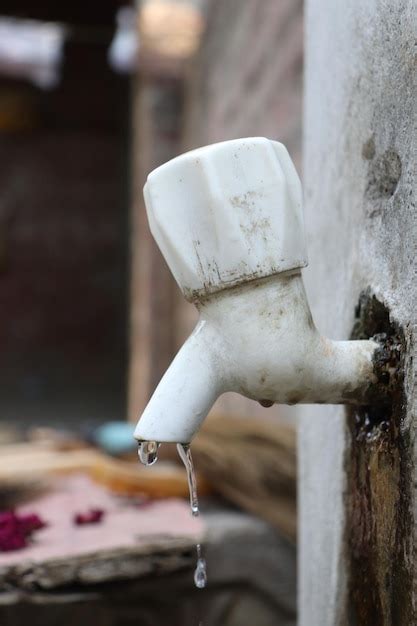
143;137;307;302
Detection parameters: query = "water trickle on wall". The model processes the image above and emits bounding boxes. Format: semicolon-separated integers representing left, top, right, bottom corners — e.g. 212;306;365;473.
345;292;413;625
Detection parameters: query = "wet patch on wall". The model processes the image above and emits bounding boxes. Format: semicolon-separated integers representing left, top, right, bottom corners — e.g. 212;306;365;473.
362;138;402;217
345;291;413;625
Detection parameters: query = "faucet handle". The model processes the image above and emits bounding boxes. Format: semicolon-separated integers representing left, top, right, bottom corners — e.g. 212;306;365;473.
144;137;307;302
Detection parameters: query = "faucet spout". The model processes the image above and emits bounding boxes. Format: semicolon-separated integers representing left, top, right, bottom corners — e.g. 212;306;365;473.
134;320;224;444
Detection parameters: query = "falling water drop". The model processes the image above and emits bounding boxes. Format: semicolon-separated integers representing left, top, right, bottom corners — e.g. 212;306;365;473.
138;440;159;466
177;443;207;589
194;543;207;589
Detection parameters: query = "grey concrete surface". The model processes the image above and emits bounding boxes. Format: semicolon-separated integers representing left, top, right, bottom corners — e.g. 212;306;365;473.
300;1;416;623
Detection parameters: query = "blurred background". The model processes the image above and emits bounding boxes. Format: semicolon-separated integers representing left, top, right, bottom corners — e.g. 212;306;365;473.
0;1;302;625
0;0;302;427
0;2;130;427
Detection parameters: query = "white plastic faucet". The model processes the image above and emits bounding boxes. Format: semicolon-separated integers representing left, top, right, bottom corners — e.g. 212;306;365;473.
134;137;379;444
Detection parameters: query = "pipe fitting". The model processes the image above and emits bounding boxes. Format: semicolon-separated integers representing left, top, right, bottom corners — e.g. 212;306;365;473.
134;138;380;444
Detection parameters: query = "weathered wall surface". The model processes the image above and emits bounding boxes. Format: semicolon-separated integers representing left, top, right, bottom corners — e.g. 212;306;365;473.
185;0;303;166
300;1;417;623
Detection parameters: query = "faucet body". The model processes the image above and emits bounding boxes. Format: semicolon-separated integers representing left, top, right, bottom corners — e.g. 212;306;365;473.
134;138;379;444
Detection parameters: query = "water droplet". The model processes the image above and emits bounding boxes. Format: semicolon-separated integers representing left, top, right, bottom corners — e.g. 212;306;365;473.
194;544;207;589
259;398;274;408
194;557;207;589
138;440;159;466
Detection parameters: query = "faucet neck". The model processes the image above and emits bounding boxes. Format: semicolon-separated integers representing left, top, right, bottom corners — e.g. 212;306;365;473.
196;272;378;406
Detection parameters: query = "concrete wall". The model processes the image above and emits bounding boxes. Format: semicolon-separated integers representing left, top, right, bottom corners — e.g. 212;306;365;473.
300;0;417;623
185;0;303;166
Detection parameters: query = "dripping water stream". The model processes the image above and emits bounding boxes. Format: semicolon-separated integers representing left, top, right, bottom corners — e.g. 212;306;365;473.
176;443;199;516
137;441;207;589
177;443;207;589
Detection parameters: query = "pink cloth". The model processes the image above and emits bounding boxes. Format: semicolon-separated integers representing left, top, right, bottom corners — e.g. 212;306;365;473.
0;474;204;565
